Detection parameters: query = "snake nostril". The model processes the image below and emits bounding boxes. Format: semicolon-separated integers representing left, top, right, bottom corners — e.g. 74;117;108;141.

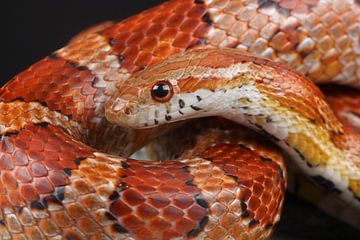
124;107;131;115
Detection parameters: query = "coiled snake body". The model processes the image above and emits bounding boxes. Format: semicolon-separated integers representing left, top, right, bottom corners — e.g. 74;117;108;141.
1;0;360;239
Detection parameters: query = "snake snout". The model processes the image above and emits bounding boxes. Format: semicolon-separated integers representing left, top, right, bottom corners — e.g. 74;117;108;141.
105;95;140;127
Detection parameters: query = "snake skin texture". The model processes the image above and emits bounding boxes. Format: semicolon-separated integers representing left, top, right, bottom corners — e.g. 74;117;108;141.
0;0;360;239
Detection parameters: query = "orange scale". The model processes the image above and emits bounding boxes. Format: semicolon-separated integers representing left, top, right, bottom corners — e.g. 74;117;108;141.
133;228;155;240
254;205;268;222
8;191;26;206
110;31;132;44
28;139;44;152
137;177;158;187
122;189;146;206
154;172;174;180
12;149;29;166
180;186;200;196
43;160;64;171
222;181;238;192
237;178;254;188
122;176;144;186
173;194;195;209
121;46;140;63
0;153;14;170
162;205;185;220
186;205;207;221
52;211;73;228
127;32;146;46
203;184;222;193
0;182;5;194
58;160;78;170
140;37;159;52
218;190;236;205
47;170;69;187
173;173;193;182
77;217;101;235
34;177;55;194
16;129;33;141
121;215;145;230
110;199;133;218
57;152;78;163
157;185;180;194
149;217;172;231
14;166;32;183
72;179;94;195
145;24;165;37
180;18;201;33
135;52;154;68
167;14;185;28
174;1;193;14
0;196;13;210
164;178;184;187
187;4;207;18
239;187;252;202
151;13;171;24
148;193;171;209
263;178;274;189
267;200;277;214
162;230;183;240
136;203;159;219
136;184;157;194
20;184;40;201
132;21;152;33
159;28;179;42
66;202;87;219
175;217;197;234
80;194;104;210
1;171;18;190
41;151;58;161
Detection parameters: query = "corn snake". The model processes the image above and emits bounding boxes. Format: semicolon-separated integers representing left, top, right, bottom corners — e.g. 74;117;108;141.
1;0;360;239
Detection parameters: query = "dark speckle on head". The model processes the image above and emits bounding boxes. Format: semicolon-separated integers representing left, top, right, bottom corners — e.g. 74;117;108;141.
191;105;202;111
165;115;172;121
196;96;202;101
179;99;185;108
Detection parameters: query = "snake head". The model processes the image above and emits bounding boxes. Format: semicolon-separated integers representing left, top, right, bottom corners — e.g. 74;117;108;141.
104;49;231;129
105;76;183;128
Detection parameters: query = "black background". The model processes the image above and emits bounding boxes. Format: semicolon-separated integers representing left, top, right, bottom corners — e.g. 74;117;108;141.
2;1;359;238
2;0;163;84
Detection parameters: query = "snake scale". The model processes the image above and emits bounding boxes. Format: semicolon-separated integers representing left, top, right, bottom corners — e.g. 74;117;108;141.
1;0;360;239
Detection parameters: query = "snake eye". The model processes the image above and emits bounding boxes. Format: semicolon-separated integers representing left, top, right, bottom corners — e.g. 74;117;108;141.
151;81;173;102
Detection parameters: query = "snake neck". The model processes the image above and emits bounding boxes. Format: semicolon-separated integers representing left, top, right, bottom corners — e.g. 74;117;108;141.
177;79;360;208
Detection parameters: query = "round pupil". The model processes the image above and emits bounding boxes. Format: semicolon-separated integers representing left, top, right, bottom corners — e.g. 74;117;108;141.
152;83;170;98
